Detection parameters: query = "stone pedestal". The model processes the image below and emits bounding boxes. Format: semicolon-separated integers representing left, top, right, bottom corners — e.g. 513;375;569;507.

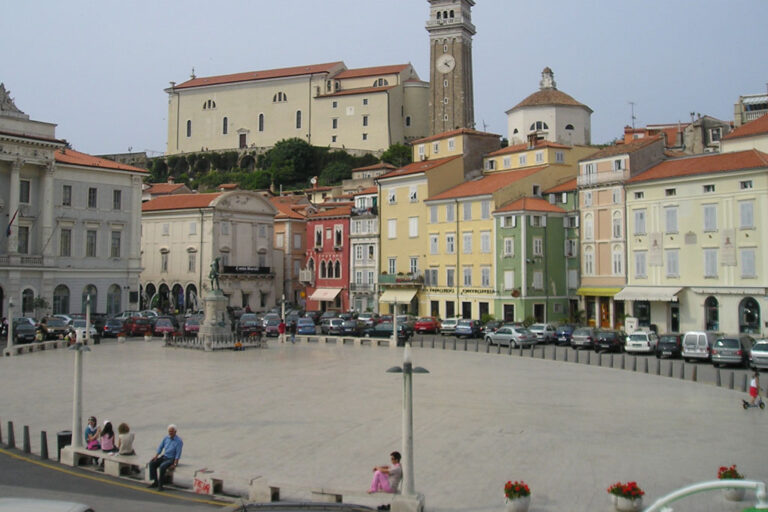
198;290;232;351
392;493;425;512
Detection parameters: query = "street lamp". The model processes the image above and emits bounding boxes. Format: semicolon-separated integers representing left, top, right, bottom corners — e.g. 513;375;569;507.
5;297;14;354
386;342;429;498
281;293;286;344
69;334;90;448
85;294;91;344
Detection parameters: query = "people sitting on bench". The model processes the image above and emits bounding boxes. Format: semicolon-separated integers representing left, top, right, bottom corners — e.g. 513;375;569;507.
147;424;183;491
368;451;402;494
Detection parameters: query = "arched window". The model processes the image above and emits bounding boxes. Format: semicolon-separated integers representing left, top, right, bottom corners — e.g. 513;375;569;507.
186;120;191;137
565;124;574;130
739;297;760;334
202;99;216;110
449;9;454;17
584;247;594;275
705;296;719;331
334;261;341;279
612;211;622;239
82;285;97;314
437;11;441;19
222;117;228;134
107;284;121;316
612;245;623;275
320;260;327;279
272;92;287;103
53;285;70;315
296;110;302;129
22;288;35;315
584;213;594;241
373;78;389;87
308;258;315;277
258;113;264;132
529;121;549;131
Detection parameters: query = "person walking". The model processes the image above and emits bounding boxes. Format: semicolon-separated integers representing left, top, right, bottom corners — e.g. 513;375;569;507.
278;319;286;343
749;371;761;406
147;424;183;491
289;320;297;344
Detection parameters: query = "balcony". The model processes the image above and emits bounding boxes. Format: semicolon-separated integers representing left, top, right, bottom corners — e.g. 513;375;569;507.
351;206;378;217
350;283;375;292
299;269;314;283
0;254;44;267
379;272;424;287
577;169;629;187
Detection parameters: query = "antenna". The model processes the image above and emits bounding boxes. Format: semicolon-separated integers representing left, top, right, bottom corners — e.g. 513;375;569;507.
482;120;488;132
628;101;637;129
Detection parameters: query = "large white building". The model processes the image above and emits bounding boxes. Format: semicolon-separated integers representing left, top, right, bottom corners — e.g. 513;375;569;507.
1;84;145;318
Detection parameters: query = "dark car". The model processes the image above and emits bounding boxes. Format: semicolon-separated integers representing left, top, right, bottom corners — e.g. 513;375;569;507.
264;317;281;337
656;333;682;359
237;313;264;337
40;317;70;340
304;311;322;325
320;311;339;322
12;318;36;344
341;319;365;336
414;316;441;334
482;320;503;337
102;318;125;338
363;322;410;345
454;319;483;338
182;316;201;337
153;316;179;336
123;316;152;336
594;330;626;353
555;325;576;346
296;317;317;335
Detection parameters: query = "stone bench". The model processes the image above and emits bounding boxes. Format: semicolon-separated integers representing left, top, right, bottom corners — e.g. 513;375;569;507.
4;339;71;356
193;469;223;495
311;486;399;504
249;477;289;502
60;445;143;478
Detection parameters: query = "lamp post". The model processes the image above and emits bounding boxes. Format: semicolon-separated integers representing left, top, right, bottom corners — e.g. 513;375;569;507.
85;294;91;344
69;334;90;448
386;342;429;497
5;297;14;354
391;300;398;347
281;293;286;344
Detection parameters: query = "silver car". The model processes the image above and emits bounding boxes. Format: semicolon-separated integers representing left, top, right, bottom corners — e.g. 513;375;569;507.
749;340;768;370
485;326;536;347
528;323;557;344
712;335;754;368
571;327;597;350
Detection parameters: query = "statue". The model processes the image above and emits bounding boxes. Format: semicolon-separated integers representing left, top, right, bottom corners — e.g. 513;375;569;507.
209;257;221;291
0;83;24;114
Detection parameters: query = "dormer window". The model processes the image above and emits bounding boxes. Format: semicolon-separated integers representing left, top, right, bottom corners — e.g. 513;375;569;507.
373;78;389;87
273;91;288;103
530;121;549;131
202;99;216;110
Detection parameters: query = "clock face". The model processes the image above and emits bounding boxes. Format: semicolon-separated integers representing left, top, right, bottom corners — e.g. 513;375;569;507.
436;54;455;74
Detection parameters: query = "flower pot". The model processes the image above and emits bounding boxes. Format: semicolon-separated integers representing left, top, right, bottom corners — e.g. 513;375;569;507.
614;496;642;512
722;487;745;501
505;495;530;512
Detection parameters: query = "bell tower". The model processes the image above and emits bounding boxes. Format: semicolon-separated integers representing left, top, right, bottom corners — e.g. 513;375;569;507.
426;0;475;135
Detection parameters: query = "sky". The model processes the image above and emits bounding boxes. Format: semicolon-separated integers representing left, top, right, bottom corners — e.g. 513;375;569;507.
2;0;767;156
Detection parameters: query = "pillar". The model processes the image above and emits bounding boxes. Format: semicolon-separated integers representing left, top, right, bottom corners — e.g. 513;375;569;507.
7;159;22;254
609;298;615;329
41;161;55;260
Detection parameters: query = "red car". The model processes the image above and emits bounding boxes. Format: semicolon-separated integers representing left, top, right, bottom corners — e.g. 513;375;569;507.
123;317;152;337
153;316;178;336
414;316;441;334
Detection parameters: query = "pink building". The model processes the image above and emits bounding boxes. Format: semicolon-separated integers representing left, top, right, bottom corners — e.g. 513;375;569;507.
304;205;351;313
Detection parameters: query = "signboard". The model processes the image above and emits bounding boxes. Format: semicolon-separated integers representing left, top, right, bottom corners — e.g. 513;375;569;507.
222;266;269;275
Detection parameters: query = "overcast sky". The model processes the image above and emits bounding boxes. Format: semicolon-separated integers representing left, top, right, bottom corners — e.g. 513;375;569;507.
2;0;766;156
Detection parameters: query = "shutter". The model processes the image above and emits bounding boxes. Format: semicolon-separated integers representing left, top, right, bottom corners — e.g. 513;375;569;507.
542;216;547;227
511;215;517;228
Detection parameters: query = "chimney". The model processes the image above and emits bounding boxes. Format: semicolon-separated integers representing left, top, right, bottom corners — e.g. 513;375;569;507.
167;176;175;184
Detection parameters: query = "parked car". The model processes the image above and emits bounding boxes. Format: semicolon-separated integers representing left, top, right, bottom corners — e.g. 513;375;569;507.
555;325;576;346
112;310;140;321
749;339;768;370
122;316;152;337
152;316;178;336
237;313;264;338
182;316;201;337
319;311;339;323
102;318;125;338
363;322;410;345
414;316;441;334
571;327;597;350
594;330;626;353
320;317;344;335
712;335;754;368
40;317;70;340
485;325;536;347
624;330;659;354
682;331;720;363
139;310;158;318
70;319;99;339
357;313;380;327
482;320;503;337
296;317;317;335
341;319;365;336
12;318;36;344
440;317;461;336
0;497;94;512
655;333;682;359
304;311;322;325
52;314;74;325
528;323;556;344
454;319;483;338
264;317;281;337
395;315;416;336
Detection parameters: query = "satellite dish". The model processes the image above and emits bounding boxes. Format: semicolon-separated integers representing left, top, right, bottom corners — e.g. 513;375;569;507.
310;177;317;184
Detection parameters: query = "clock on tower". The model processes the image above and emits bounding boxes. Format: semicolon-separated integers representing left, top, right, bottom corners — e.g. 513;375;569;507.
426;0;476;135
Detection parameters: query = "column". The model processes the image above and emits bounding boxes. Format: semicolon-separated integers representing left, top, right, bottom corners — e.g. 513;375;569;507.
7;159;22;254
41;161;55;259
609;298;615;329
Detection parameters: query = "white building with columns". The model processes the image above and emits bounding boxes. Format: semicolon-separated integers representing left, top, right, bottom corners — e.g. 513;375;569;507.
1;84;145;319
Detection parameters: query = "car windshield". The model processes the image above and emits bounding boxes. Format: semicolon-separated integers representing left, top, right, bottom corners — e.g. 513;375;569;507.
73;320;88;328
628;333;648;341
157;319;172;327
241;314;259;323
266;319;280;326
752;342;768;352
659;336;678;343
530;324;545;330
715;339;740;348
573;328;592;335
600;332;618;339
417;317;434;322
457;320;472;326
185;318;199;326
298;319;314;325
46;319;67;327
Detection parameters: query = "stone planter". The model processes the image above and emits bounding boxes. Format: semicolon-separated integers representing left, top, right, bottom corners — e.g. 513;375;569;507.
614;496;643;512
722;486;745;501
117;335;126;343
504;495;530;512
144;334;152;342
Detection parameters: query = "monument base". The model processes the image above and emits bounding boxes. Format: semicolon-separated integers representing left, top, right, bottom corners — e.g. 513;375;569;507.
198;290;232;351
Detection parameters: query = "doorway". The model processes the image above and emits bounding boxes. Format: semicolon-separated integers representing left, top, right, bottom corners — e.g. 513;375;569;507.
430;300;439;317
503;304;515;322
533;303;545;323
239;133;247;148
670;304;680;332
461;301;471;319
445;301;455;318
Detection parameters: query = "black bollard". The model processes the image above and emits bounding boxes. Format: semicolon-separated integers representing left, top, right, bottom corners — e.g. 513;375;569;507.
540;346;545;359
667;361;673;378
597;352;602;367
7;421;15;449
442;338;446;350
496;343;501;355
586;351;591;365
729;371;734;390
486;341;490;353
632;356;637;372
621;355;625;370
644;358;649;374
475;339;479;352
453;338;457;351
564;349;568;362
609;353;614;367
431;338;435;349
23;425;30;453
716;368;721;387
529;344;535;357
692;365;697;382
680;363;685;380
464;339;468;351
40;431;49;460
508;343;513;356
575;350;579;364
519;345;523;357
742;374;748;392
656;359;661;375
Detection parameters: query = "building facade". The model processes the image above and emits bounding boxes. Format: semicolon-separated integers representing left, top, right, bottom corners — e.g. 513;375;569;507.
270;195;311;307
349;188;379;313
304;206;351;313
721;113;768;154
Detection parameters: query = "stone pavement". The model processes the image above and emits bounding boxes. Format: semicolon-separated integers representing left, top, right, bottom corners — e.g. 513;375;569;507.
0;339;765;511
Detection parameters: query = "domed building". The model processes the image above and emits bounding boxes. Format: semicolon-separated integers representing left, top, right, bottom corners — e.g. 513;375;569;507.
506;67;592;146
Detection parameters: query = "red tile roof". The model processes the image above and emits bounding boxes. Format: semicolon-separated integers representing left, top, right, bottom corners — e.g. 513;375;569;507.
270;198;308;220
142;193;221;212
627;149;768;184
543;178;577;194
378;155;462;180
334;64;410;79
411;128;500;145
308;205;352;219
0;129;67;145
495;197;567;214
172;62;344;89
353;186;378;196
145;183;187;194
509;88;592;112
580;136;663;162
55;148;147;173
352;162;397;172
427;166;548;201
723;113;768;140
323;85;395;97
487;140;570;157
218;183;238;190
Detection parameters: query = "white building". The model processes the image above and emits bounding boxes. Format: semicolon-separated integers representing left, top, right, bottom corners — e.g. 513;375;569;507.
1;84;145;318
349;187;380;312
140;191;279;313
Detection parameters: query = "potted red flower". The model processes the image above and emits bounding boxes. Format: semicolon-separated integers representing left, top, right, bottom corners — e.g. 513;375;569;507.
607;481;644;511
718;465;745;501
503;480;530;512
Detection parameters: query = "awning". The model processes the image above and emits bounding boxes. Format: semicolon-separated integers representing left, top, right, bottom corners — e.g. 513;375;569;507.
379;289;417;304
308;288;342;302
575;287;622;297
614;286;683;302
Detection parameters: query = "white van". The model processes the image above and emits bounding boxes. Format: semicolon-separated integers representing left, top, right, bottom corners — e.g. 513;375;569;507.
682;331;720;362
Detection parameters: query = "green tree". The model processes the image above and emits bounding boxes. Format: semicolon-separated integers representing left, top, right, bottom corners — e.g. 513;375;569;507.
318;161;353;185
260;138;319;184
381;143;412;168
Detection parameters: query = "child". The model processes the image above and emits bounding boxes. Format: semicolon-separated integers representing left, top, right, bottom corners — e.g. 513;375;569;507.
749;371;760;405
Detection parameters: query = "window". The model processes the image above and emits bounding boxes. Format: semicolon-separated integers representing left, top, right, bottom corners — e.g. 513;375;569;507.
355;271;362;284
634;209;646;235
223;117;228;134
532;271;543;289
406;116;411;126
463;201;472;220
220;252;229;266
296;111;302;129
665;188;676;197
481;200;490;219
276;233;284;248
110;231;121;258
446;267;455;287
741;248;756;278
486;160;496;171
462;232;472;254
519;154;527;166
584;214;594;240
19;180;30;203
334;225;343;247
388;190;396;204
60;228;71;257
665;249;679;277
463;266;472;286
564;215;579;228
388;219;397;239
293;233;302;249
362;115;368;127
320;261;327;279
418;144;425;157
665;207;678;233
334;261;341;279
503;237;514;256
186;120;191;137
409;257;418;274
584;247;594;275
481;267;491;287
549;194;556;205
354;245;364;261
634;251;647;278
583;191;592;206
533;238;543;256
739;201;754;229
188;252;196;273
612;212;622;238
611;247;623;275
502;215;516;228
388;257;396;275
703;204;717;232
433;142;439;154
162;223;170;236
703;184;715;193
446;233;455;254
362;133;368;141
408;217;418;238
273;92;287;102
448;138;456;151
446;203;455;222
314;226;322;247
86;230;97;257
565;239;577;258
480;231;491;253
614;159;624;171
585;163;595;175
530;121;549;131
258;114;264;132
634;191;644;199
430;234;439;254
332;100;338;109
362;98;368;105
704;249;718;278
53;285;70;315
710;127;722;142
504;270;515;290
88;188;97;208
425;268;438;286
535;151;544;163
740;180;753;190
555;151;564;163
17;226;29;254
62;185;72;206
503;157;511;168
112;190;122;210
530;215;546;227
409;186;417;202
430;205;438;223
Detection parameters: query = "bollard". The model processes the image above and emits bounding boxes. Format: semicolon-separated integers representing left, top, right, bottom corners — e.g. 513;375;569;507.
632;357;637;372
575;350;579;364
597;352;602;367
442;338;446;350
729;371;734;390
742;374;748;392
0;417;2;444
586;351;591;365
540;346;545;359
656;359;660;375
23;425;30;453
553;347;557;361
508;343;513;356
564;349;568;362
475;339;479;352
716;368;721;387
529;345;535;357
621;355;625;370
496;343;501;355
431;338;435;349
680;363;685;380
452;338;457;351
691;365;697;382
40;431;49;460
644;358;649;374
7;421;15;449
609;353;614;367
486;341;490;354
464;339;468;351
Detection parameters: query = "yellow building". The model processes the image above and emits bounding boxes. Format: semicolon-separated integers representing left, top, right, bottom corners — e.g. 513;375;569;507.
483;140;595;173
411;128;500;175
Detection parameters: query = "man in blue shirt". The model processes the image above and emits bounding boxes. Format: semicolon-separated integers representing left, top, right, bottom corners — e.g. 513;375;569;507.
147;424;183;491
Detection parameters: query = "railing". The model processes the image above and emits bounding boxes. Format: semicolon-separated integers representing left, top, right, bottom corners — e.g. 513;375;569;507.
349;283;375;292
577;169;629;186
744;110;767;122
299;269;314;283
351;206;378;217
379;272;424;285
0;256;8;265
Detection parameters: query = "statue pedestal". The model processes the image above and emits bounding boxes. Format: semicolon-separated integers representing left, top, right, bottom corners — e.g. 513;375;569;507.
198;290;231;351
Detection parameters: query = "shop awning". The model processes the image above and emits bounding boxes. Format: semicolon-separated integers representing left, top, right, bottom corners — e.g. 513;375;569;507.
308;288;342;302
575;287;622;297
614;286;683;302
379;289;417;304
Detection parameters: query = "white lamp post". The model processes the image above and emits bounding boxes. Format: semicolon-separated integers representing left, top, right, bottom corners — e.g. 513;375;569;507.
281;293;286;344
85;294;91;344
69;334;90;448
5;297;14;354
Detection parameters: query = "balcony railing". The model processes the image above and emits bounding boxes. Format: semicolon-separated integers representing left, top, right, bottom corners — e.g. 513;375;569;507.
351;206;378;217
577;169;629;187
0;255;44;267
744;110;767;122
350;283;375;292
379;272;424;286
299;269;314;283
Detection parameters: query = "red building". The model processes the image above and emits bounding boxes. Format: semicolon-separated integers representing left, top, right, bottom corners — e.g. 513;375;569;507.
304;206;351;313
